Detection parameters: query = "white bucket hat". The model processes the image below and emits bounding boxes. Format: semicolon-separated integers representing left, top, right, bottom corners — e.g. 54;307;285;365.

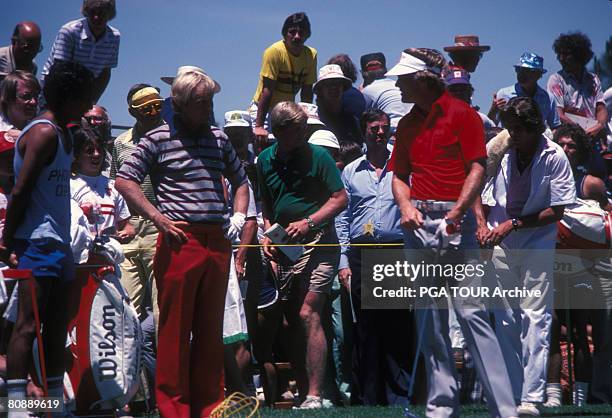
308;129;340;149
313;64;352;93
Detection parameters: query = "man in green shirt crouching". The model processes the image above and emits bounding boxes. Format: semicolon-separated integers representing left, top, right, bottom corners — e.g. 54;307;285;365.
257;101;348;409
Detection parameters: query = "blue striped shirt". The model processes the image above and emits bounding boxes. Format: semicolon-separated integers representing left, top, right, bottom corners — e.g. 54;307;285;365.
336;155;402;269
116;124;247;226
42;18;120;79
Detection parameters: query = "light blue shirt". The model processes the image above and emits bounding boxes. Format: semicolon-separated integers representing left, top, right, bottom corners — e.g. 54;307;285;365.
336;154;402;269
362;77;413;132
42;18;120;79
496;83;560;129
14;120;73;243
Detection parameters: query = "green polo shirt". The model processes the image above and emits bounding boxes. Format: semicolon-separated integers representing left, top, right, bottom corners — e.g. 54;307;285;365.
256;143;344;228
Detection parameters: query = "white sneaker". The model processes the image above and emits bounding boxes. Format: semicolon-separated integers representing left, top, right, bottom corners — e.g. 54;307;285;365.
542;399;561;408
295;395;322;409
517;402;540;416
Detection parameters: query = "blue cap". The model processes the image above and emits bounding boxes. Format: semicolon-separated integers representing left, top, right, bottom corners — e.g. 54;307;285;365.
444;68;471;85
514;52;546;73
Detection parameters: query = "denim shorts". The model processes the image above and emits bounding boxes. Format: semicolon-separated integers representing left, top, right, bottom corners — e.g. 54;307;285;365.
14;238;75;282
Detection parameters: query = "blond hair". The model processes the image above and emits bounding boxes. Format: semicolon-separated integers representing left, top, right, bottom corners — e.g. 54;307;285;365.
269;101;308;132
171;71;216;111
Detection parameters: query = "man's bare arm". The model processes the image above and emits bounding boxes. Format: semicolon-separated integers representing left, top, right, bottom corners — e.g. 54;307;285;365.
1;124;58;250
446;159;486;224
115;177;187;244
255;78;276;129
301;84;313;103
309;189;347;226
285;189;348;241
232;182;249;216
392;174;423;230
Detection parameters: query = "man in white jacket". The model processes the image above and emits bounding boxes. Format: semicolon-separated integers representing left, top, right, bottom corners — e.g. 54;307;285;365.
476;97;576;416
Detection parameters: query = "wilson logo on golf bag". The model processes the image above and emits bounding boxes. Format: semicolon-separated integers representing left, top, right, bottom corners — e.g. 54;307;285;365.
67;264;142;412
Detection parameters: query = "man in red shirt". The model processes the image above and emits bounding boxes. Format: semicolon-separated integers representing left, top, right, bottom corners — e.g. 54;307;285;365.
389;48;516;418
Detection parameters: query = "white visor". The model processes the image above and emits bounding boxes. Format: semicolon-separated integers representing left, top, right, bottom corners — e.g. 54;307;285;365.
385;52;441;77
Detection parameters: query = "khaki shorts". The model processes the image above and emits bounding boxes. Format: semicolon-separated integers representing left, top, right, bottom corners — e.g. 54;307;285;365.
277;228;339;299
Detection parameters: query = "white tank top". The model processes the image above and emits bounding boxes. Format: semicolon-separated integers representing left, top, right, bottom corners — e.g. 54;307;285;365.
14;119;73;243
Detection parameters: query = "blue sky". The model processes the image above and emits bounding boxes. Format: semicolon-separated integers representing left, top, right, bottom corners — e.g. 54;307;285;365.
3;0;611;129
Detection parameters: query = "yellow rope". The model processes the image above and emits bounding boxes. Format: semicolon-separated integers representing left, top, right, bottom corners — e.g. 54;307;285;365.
231;243;404;248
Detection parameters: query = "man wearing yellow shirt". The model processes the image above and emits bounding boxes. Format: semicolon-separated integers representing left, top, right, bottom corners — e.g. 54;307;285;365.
250;12;317;148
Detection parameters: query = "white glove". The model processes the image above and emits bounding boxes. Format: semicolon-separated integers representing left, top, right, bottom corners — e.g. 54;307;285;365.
228;212;246;243
435;217;461;249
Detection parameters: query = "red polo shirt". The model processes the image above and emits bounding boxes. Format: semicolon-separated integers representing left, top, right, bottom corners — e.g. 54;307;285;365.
390;91;486;201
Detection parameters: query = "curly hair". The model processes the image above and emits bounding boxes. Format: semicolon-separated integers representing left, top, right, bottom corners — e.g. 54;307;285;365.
43;61;94;111
553;123;592;166
404;48;447;93
500;96;545;135
553;32;594;67
327;54;358;83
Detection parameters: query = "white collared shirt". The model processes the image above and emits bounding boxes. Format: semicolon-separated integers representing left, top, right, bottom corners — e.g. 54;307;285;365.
42;18;120;79
482;136;576;249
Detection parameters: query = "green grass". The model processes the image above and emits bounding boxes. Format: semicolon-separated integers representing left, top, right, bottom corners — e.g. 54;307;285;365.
143;404;612;417
255;404;612;417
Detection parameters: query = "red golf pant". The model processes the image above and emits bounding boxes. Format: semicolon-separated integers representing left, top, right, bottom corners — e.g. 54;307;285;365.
154;224;231;418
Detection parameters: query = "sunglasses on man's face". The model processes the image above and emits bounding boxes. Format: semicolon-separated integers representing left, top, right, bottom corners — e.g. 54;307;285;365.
137;102;162;116
17;92;38;103
368;124;390;135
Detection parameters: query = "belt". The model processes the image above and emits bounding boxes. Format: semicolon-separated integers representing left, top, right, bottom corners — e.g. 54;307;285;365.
411;199;456;212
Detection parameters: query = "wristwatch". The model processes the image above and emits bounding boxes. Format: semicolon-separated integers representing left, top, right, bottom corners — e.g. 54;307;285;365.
305;216;316;229
511;218;520;231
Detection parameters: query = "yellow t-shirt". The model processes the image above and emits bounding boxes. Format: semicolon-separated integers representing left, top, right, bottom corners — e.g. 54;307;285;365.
252;40;317;108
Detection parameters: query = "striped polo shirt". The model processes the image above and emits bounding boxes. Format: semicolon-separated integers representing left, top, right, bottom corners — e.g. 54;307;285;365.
42;18;120;79
116;124;247;226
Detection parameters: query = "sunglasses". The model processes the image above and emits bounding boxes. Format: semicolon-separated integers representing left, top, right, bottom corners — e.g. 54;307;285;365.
368;124;390;135
137;102;162;116
85;115;107;125
17;92;38;103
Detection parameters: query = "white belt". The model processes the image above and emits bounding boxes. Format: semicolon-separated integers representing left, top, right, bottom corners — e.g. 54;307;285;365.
411;199;456;212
